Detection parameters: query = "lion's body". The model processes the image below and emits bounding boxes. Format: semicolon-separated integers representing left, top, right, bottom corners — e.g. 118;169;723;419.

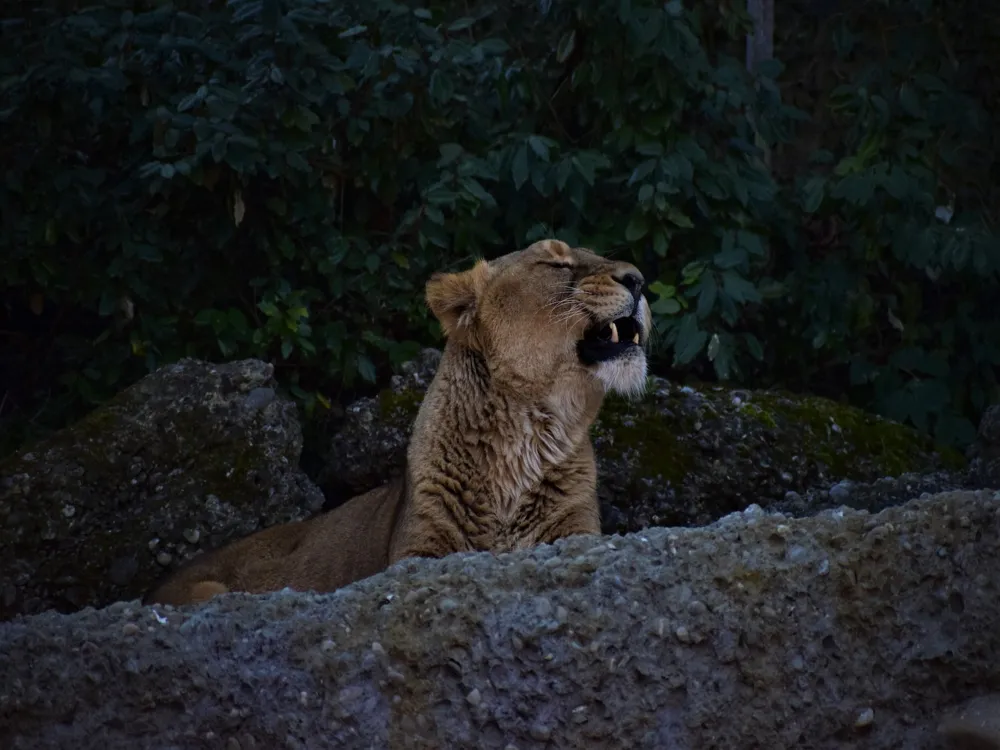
146;480;405;605
146;239;650;606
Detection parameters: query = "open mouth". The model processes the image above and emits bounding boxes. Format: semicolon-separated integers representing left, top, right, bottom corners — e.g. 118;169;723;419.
577;316;643;365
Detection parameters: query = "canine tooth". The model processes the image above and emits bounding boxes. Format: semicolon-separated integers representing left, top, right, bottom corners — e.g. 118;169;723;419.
609;321;619;343
632;333;640;344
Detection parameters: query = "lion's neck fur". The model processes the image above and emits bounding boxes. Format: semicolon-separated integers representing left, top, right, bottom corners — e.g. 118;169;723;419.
406;344;602;520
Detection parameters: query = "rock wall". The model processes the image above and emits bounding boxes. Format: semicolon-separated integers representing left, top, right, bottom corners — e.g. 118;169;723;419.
321;349;970;531
0;359;325;619
4;354;978;622
2;489;997;749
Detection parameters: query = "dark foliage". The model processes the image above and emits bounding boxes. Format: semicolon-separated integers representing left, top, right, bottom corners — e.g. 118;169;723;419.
1;0;996;454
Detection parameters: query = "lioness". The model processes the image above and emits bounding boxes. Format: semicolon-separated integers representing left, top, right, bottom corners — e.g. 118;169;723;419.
146;239;651;606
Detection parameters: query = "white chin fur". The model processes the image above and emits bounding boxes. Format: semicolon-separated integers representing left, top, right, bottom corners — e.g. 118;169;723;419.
594;351;648;400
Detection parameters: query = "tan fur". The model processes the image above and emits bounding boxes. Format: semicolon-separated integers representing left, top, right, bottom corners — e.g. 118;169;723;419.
145;239;651;606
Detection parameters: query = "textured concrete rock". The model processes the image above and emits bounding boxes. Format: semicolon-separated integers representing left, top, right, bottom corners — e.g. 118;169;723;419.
978;405;1000;447
318;348;441;496
938;693;1000;748
968;405;1000;489
320;349;967;531
1;489;998;749
0;358;324;620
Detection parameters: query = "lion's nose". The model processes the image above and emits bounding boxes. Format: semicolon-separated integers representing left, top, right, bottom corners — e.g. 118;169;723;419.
613;270;644;302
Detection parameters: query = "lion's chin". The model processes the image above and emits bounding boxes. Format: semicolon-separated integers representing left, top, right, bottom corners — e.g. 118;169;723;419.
593;350;648;401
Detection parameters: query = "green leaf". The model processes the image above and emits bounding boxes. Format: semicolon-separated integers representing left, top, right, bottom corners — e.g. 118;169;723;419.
636;140;664;157
286;151;310;172
135;244;162;262
744;333;764;361
675;137;708;165
227;308;249;336
707;332;721;361
424;205;445;225
356;353;377;383
429;70;454;103
757;279;786;299
711;341;734;381
713;245;746;269
477;38;509;56
628;159;658;185
527;136;550;161
651;297;681;315
754;58;784;79
681;261;706;285
649;281;676;298
462;178;497;207
722;271;761;303
834;155;863;176
98;290;116;316
883;165;911;200
739;231;766;258
695;274;717;318
674;315;708;365
831;172;875;205
652;228;669;257
338;25;367;38
295;106;320;130
800;175;825;213
666;207;693;229
572;154;597;186
438;143;463;166
662;154;693;182
899;83;922;117
555;158;574;190
935;410;976;447
281;339;293;359
177;88;206;113
556;30;576;63
511;145;530;190
194;309;216;326
625;213;650;241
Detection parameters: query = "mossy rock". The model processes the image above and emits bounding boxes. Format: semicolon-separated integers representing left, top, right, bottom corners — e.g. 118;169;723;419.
592;380;966;532
0;358;324;621
318;349;441;498
321;350;967;532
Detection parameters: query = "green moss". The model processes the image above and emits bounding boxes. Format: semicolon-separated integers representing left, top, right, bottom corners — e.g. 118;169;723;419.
377;388;425;424
745;390;966;478
593;394;696;484
373;380;964;490
592;382;964;494
742;403;777;429
178;410;280;495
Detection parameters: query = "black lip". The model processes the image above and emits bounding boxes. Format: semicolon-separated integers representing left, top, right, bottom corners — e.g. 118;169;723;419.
577;316;643;365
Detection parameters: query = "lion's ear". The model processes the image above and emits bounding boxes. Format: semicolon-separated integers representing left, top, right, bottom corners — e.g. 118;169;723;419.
425;260;491;337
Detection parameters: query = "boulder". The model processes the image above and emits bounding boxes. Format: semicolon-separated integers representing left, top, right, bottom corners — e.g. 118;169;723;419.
1;489;998;749
320;349;969;531
968;404;1000;487
0;358;325;620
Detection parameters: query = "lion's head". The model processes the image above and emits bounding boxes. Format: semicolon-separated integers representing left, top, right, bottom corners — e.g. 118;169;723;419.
426;239;652;399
